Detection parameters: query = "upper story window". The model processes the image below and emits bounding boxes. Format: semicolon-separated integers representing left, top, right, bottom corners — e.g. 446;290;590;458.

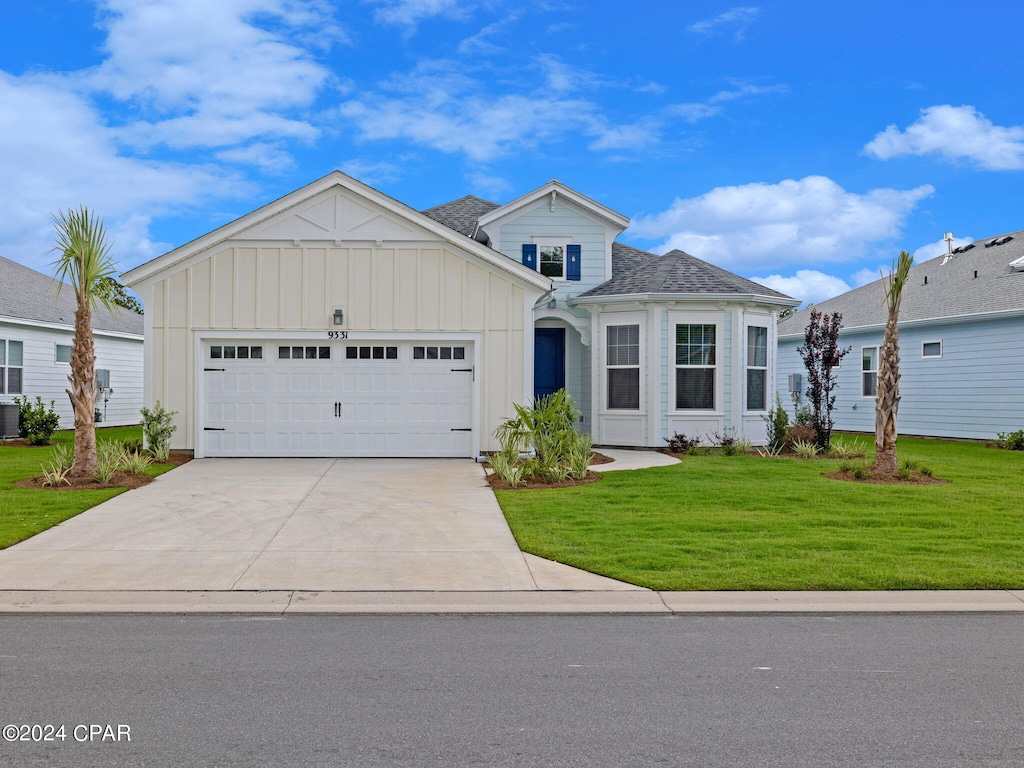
922;341;942;358
539;245;564;278
0;339;23;395
522;242;581;281
56;344;72;363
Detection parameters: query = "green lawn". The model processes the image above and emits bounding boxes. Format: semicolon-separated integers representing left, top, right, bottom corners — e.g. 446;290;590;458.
0;427;178;549
495;437;1024;590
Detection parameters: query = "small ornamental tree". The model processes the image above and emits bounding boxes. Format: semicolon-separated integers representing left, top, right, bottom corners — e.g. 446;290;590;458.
797;310;851;452
874;250;913;476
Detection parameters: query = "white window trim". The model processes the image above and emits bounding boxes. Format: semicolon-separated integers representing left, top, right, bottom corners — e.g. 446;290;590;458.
921;340;943;359
861;346;879;398
600;313;644;414
533;237;571;282
744;324;769;413
668;313;722;415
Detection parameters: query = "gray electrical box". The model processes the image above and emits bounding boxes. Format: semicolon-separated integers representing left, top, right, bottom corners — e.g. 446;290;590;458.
787;373;803;393
96;369;110;389
0;403;19;439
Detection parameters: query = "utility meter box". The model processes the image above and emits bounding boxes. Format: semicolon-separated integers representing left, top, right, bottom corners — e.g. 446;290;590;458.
787;373;803;393
96;369;111;390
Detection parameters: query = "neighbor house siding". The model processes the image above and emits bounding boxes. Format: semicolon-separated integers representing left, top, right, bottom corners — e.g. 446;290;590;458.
146;243;532;452
777;314;1024;440
497;201;608;296
0;320;143;429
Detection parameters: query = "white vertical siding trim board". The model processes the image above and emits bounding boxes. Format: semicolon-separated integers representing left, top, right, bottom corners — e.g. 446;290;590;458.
646;305;662;447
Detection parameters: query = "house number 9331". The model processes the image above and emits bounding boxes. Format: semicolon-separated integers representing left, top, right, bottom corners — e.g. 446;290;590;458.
327;331;348;339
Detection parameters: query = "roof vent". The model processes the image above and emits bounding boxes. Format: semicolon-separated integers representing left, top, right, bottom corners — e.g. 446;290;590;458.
997;235;1014;246
962;243;975;252
985;238;999;247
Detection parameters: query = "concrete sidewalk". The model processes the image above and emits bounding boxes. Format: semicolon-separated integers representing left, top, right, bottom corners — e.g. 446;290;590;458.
0;589;1022;614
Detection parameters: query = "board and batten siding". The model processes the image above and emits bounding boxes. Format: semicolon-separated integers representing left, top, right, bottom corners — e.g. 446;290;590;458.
0;320;143;428
145;243;532;452
776;314;1024;440
497;201;609;296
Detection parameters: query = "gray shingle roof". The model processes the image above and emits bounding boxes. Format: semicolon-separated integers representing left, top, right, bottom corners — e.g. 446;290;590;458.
0;255;144;335
579;248;796;300
421;195;499;238
778;229;1024;336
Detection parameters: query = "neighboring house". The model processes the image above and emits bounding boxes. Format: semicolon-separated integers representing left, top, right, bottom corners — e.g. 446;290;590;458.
122;172;796;458
777;229;1024;440
0;255;144;435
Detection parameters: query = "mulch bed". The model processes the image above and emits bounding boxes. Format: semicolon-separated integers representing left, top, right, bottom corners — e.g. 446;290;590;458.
822;469;948;485
485;470;603;491
482;451;612;490
13;451;193;491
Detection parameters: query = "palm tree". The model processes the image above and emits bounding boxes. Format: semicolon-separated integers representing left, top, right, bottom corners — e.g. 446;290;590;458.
874;250;913;476
52;207;118;480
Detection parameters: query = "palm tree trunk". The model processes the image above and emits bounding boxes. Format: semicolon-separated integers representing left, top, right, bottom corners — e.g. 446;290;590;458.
874;313;900;476
67;301;98;479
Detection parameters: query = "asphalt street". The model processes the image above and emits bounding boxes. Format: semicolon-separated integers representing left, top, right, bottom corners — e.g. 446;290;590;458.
0;614;1022;767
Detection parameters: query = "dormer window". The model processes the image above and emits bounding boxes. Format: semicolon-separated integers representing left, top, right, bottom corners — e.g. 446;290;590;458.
522;240;581;281
539;245;564;278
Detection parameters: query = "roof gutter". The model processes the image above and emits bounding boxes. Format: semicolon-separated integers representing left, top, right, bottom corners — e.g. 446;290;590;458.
569;291;800;308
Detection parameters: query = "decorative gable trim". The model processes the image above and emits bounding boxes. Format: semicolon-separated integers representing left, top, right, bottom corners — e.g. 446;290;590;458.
476;180;630;233
122;171;551;293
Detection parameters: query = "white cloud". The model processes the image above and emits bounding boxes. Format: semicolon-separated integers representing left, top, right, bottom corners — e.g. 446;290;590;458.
0;71;244;273
466;171;512;200
338;159;402;186
750;270;851;305
366;0;473;30
850;266;886;287
89;0;336;150
629;176;934;271
864;105;1024;170
216;142;296;173
688;7;760;41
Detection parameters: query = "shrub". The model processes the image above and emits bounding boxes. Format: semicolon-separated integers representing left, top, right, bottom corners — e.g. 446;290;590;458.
119;445;153;475
784;424;816;449
40;443;74;487
94;440;122;484
492;389;585;485
900;457;933;477
12;396;61;445
665;433;701;453
827;437;865;460
709;427;739;455
763;394;789;452
688;445;713;456
488;449;525;488
996;430;1024;451
566;432;594;481
756;443;783;458
792;439;820;459
122;437;145;455
140;401;178;463
794;404;815;427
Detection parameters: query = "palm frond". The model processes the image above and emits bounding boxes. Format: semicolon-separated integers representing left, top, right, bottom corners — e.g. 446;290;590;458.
50;206;118;312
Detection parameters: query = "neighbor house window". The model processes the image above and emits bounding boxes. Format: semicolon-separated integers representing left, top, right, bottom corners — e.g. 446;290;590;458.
675;324;716;410
746;326;768;411
56;344;72;363
922;341;942;358
0;339;23;395
606;324;640;410
862;347;879;397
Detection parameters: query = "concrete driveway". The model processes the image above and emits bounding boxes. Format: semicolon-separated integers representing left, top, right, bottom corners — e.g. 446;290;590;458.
0;459;637;592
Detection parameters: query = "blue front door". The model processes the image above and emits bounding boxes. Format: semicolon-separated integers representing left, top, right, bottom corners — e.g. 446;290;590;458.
534;328;565;401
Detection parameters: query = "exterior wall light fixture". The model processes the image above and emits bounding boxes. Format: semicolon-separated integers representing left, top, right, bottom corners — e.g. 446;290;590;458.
333;308;344;326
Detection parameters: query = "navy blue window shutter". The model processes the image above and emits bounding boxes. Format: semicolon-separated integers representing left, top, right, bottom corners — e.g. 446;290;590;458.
566;244;581;281
522;243;537;270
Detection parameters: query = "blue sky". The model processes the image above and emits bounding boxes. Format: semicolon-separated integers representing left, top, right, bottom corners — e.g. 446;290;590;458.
2;0;1022;305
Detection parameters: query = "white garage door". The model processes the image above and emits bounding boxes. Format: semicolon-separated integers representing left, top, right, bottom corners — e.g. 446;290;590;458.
201;341;474;457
